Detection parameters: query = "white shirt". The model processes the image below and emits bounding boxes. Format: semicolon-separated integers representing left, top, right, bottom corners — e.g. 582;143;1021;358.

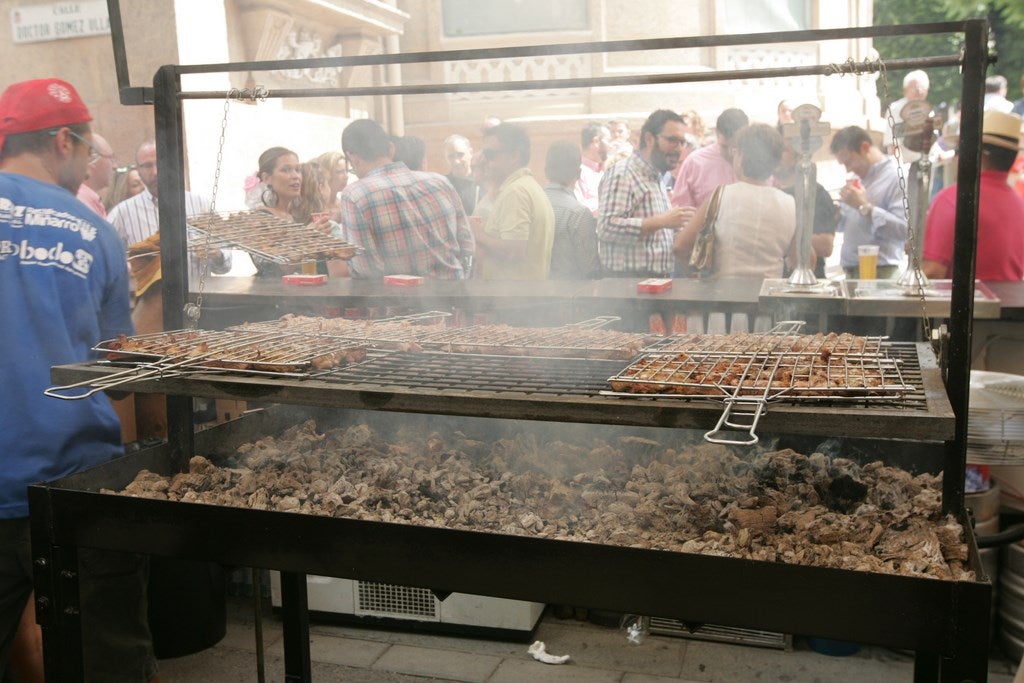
712;182;796;279
107;188;210;248
107;188;229;278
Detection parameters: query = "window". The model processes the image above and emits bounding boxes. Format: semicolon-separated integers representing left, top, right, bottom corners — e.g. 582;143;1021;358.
723;0;810;32
442;0;589;37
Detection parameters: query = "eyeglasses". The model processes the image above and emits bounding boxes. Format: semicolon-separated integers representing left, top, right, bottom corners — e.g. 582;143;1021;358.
658;135;687;147
67;130;107;163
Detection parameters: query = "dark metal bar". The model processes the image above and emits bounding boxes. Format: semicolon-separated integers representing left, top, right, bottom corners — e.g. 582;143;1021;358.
179;54;968;101
913;654;940;683
28;486;86;682
172;22;972;77
280;572;312;683
104;0;152;104
942;20;988;517
153;66;196;470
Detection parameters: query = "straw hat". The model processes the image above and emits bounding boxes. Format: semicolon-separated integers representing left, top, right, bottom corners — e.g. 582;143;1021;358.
981;110;1023;151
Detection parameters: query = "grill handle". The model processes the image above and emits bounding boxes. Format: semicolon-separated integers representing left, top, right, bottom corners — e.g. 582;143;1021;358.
704;398;767;445
45;364;187;400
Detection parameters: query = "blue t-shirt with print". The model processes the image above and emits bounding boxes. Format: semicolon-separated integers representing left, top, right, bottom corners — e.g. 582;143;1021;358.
0;172;133;519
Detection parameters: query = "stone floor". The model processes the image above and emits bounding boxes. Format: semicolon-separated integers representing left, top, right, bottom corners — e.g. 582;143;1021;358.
155;596;1021;683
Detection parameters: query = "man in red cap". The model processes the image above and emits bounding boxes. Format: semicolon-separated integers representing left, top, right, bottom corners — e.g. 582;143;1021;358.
0;78;159;682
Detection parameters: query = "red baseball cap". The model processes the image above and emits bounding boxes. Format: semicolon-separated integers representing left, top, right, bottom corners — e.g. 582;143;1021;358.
0;78;92;151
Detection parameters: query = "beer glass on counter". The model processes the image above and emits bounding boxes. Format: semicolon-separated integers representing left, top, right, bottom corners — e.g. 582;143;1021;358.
857;244;879;280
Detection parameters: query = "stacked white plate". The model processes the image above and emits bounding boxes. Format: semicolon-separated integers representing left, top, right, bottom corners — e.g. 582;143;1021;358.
967;370;1024;465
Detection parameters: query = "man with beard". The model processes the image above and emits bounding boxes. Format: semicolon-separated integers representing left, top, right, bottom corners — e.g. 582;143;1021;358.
0;78;158;682
597;109;693;277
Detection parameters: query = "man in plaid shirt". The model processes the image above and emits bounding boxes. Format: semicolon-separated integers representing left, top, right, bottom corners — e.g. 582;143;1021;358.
340;119;474;279
597;109;694;277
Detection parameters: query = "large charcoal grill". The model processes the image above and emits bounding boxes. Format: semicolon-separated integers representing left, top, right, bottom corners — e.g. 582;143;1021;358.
31;15;993;683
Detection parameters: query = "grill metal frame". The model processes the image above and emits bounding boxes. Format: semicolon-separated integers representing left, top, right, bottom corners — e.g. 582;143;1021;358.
35;13;994;683
49;341;949;441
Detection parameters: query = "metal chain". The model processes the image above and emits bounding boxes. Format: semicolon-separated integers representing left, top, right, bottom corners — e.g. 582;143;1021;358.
187;87;266;327
877;60;931;340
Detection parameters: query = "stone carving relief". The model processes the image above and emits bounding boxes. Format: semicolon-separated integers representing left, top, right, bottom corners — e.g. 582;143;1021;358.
444;54;590;101
722;44;818;91
273;27;345;85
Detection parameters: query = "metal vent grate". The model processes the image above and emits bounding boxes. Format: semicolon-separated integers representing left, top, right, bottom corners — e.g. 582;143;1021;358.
355;581;439;621
648;617;791;650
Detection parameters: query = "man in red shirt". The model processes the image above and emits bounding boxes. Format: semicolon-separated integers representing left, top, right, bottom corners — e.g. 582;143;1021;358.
922;110;1024;280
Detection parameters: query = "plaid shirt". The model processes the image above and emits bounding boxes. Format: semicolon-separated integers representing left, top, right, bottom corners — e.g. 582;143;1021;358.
596;153;674;276
340;163;474;279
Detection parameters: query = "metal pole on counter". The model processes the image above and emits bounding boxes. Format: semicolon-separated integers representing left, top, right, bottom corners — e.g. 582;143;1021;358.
896;100;940;289
783;104;829;287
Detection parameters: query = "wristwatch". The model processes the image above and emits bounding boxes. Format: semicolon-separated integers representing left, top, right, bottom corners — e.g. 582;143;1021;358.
858;202;873;217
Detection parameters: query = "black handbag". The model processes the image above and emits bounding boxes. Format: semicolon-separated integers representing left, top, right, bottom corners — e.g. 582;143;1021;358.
688;185;725;277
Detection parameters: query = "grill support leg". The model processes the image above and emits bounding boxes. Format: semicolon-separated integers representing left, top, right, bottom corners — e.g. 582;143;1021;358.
281;571;312;683
914;652;939;682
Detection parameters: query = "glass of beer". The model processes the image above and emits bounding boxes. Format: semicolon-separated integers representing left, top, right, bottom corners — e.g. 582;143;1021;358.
857;244;879;280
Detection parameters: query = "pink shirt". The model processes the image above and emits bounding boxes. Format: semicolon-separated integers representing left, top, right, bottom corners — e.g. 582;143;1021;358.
76;183;106;219
670;142;735;209
923;170;1024;280
574;156;603;215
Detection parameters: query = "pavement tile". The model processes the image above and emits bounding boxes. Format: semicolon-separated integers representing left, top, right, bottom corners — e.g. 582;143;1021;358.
308;633;389;667
372;642;502;682
218;619;283;657
490;658;622;683
309;620;532;657
623;674;705;683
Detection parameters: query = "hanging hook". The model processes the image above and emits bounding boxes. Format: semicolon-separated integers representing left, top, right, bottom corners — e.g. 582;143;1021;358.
228;86;268;103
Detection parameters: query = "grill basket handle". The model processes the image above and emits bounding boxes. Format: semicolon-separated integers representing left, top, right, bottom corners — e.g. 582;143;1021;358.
703;398;767;445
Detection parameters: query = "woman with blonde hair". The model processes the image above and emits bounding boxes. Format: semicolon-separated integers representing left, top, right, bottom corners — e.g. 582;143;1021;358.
314;150;349;223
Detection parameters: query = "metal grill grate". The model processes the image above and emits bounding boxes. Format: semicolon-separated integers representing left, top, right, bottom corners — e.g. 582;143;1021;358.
93;329;367;377
188;211;360;264
415;317;654;360
231;311;451;346
322;351;623;396
320;346;930;411
609;342;912;401
355;582;438;621
643;331;885;356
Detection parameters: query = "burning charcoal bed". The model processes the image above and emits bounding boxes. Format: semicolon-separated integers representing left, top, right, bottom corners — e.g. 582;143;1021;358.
108;417;972;581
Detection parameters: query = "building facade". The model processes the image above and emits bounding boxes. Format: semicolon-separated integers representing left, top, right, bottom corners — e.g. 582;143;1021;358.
1;0;885;208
